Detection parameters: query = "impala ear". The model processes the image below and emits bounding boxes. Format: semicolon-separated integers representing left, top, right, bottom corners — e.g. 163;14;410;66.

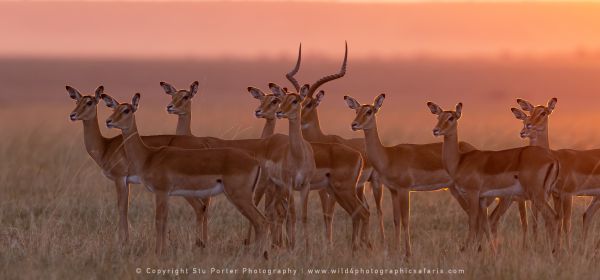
66;86;82;101
189;81;199;97
160;81;177;95
314;90;325;105
343;95;360;110
427;102;443;115
100;94;119;109
131;93;141;112
94;86;104;102
516;98;534;112
373;94;385;112
248;87;265;100
455;102;463;118
268;83;286;97
511;108;527;120
547;97;557;113
299;84;310;100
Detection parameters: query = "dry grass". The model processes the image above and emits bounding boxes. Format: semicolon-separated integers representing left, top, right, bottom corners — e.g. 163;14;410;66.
1;106;600;280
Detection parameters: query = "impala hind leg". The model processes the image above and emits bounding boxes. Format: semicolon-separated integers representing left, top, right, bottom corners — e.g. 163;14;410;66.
223;182;269;257
328;179;371;250
154;191;170;255
389;189;401;252
370;172;385;245
285;191;297;250
517;200;529;249
243;174;271;245
114;178;130;245
184;197;210;248
318;189;335;246
560;194;573;250
583;196;600;245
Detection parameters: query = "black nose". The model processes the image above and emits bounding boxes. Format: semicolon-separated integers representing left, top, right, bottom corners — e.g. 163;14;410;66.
433;128;441;136
167;104;174;110
69;112;77;121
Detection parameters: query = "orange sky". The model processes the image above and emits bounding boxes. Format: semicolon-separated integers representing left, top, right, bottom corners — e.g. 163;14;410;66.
2;1;600;59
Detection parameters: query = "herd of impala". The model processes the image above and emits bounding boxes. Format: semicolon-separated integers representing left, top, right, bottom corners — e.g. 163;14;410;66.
67;43;600;258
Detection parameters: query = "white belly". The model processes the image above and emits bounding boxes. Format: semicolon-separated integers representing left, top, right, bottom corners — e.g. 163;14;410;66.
481;181;524;198
126;175;142;185
573;189;600;196
410;182;450;192
169;183;224;198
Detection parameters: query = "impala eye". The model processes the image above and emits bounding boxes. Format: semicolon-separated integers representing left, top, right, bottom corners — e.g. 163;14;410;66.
271;99;278;105
448;117;455;121
292;100;298;104
123;109;130;114
183;96;190;100
366;110;372;115
86;101;93;106
540;111;546;116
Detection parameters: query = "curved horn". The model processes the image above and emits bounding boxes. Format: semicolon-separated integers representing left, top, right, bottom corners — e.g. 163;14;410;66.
286;43;302;92
307;41;348;97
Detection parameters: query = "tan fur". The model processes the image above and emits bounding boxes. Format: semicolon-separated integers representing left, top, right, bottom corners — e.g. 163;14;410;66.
344;94;474;257
67;86;211;247
102;93;267;256
427;100;560;254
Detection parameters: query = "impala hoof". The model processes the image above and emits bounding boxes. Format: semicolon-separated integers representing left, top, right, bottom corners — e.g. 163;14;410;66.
243;239;251;246
263;251;269;260
195;239;206;248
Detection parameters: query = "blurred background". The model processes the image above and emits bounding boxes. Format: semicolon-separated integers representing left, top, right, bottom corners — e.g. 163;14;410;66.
3;0;600;149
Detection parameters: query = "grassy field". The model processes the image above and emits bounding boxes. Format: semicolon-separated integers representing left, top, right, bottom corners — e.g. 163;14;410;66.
1;104;599;280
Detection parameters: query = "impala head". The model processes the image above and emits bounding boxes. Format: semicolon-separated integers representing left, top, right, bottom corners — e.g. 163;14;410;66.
344;94;385;131
248;86;279;119
300;90;326;125
67;85;104;121
285;42;347;126
160;81;199;115
515;98;556;137
427;102;462;137
101;93;140;131
272;83;306;120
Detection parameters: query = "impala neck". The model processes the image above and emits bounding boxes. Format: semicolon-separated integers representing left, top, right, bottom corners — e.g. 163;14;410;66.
442;129;461;177
120;117;151;173
302;109;326;141
531;126;550;149
362;119;389;171
82;109;107;162
176;112;192;136
287;115;306;159
261;118;276;139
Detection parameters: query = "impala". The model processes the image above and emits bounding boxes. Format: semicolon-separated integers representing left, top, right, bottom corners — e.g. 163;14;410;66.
101;92;268;256
67;86;210;247
424;99;560;253
512;98;600;249
286;43;386;243
159;81;371;250
343;94;476;257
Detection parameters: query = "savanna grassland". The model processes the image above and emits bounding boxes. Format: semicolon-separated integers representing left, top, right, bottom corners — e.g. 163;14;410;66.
2;58;600;279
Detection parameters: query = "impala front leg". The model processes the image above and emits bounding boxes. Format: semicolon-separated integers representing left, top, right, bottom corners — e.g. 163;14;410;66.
115;178;130;245
155;191;170;255
398;188;412;257
370;172;385;245
463;192;480;252
300;184;311;251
